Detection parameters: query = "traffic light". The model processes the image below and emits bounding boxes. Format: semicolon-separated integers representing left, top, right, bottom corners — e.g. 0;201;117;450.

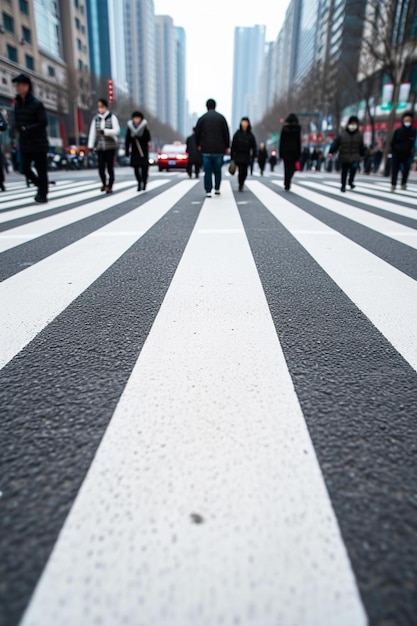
108;79;114;104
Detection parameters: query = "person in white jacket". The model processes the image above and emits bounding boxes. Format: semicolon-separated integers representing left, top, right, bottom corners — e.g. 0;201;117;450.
88;98;120;193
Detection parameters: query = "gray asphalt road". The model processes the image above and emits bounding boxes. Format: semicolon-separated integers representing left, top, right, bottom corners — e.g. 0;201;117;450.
1;166;416;626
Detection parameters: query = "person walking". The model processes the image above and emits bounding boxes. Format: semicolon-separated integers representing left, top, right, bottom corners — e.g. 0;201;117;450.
390;111;416;192
0;110;8;191
195;98;230;197
12;73;49;203
257;142;268;176
125;111;151;191
88;98;120;193
185;127;201;178
329;116;365;192
269;150;278;172
231;117;257;191
279;113;302;191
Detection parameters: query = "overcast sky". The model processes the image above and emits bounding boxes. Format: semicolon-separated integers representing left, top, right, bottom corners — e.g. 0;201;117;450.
154;0;290;128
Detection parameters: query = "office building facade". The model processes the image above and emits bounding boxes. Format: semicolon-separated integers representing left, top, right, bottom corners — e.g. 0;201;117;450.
155;15;177;130
232;25;266;131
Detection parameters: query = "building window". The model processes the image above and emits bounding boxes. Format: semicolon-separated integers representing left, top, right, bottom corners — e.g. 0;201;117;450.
74;0;79;7
3;12;14;33
47;65;55;77
19;0;29;14
22;26;31;43
75;17;80;29
78;59;83;71
76;38;82;50
25;54;34;70
7;45;18;62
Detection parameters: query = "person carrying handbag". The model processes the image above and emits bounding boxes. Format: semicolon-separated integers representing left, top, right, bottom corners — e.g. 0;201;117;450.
125;111;151;191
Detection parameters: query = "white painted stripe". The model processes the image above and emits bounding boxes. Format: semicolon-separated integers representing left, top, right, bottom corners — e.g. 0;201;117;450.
324;180;417;205
273;181;417;249
0;180;98;210
20;181;366;626
295;180;417;221
249;180;417;371
0;180;196;370
0;179;168;252
0;180;73;198
0;181;136;225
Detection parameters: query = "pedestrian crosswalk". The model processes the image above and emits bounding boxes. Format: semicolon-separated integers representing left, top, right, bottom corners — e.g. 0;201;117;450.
1;173;416;626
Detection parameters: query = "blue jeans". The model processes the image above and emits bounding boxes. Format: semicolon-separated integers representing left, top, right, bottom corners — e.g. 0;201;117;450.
202;154;223;192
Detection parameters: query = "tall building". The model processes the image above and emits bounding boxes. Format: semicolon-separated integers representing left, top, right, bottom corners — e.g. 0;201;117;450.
0;0;68;147
124;0;157;115
175;26;186;136
232;25;266;131
86;0;126;94
59;0;91;143
155;15;177;130
294;0;319;83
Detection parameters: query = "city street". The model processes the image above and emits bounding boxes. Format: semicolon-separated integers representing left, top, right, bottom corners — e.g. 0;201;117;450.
1;164;416;626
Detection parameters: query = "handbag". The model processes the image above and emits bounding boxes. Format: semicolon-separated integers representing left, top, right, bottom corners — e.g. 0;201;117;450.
295;160;301;172
228;160;236;175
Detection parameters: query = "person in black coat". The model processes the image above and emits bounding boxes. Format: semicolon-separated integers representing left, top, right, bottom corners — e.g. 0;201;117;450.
195;99;230;197
257;142;268;175
125;111;151;191
0;111;8;191
185;127;201;178
390;111;416;192
279;113;301;191
12;73;49;203
231;117;257;191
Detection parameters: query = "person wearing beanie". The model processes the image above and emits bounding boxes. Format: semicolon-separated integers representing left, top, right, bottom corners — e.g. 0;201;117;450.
329;116;365;192
12;73;49;203
390;111;416;192
125;111;151;191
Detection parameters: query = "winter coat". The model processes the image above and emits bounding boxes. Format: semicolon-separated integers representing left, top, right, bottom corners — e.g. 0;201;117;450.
391;124;416;158
330;129;365;164
125;119;151;166
88;111;120;151
257;147;268;167
231;129;257;165
279;122;301;160
14;92;48;153
195;110;230;154
185;133;201;163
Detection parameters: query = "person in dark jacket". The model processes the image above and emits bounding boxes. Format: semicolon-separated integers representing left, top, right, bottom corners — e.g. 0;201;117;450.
195;98;230;197
257;142;268;176
185;127;201;178
12;73;49;203
0;110;8;191
125;111;151;191
390;111;416;192
231;117;257;191
279;113;302;191
329;115;365;192
88;98;120;193
269;150;278;171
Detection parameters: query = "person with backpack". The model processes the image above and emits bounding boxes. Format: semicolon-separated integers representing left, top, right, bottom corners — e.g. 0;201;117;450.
88;98;120;193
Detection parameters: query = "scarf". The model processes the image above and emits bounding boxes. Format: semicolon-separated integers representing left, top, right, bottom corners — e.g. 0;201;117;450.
127;119;147;137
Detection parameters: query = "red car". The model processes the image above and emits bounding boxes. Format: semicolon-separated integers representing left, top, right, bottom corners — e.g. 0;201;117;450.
158;143;188;171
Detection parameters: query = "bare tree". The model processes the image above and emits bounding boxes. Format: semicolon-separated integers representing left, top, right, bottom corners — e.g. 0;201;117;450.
356;0;417;164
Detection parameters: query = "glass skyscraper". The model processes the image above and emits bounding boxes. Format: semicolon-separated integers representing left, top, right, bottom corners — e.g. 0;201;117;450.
232;25;266;131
